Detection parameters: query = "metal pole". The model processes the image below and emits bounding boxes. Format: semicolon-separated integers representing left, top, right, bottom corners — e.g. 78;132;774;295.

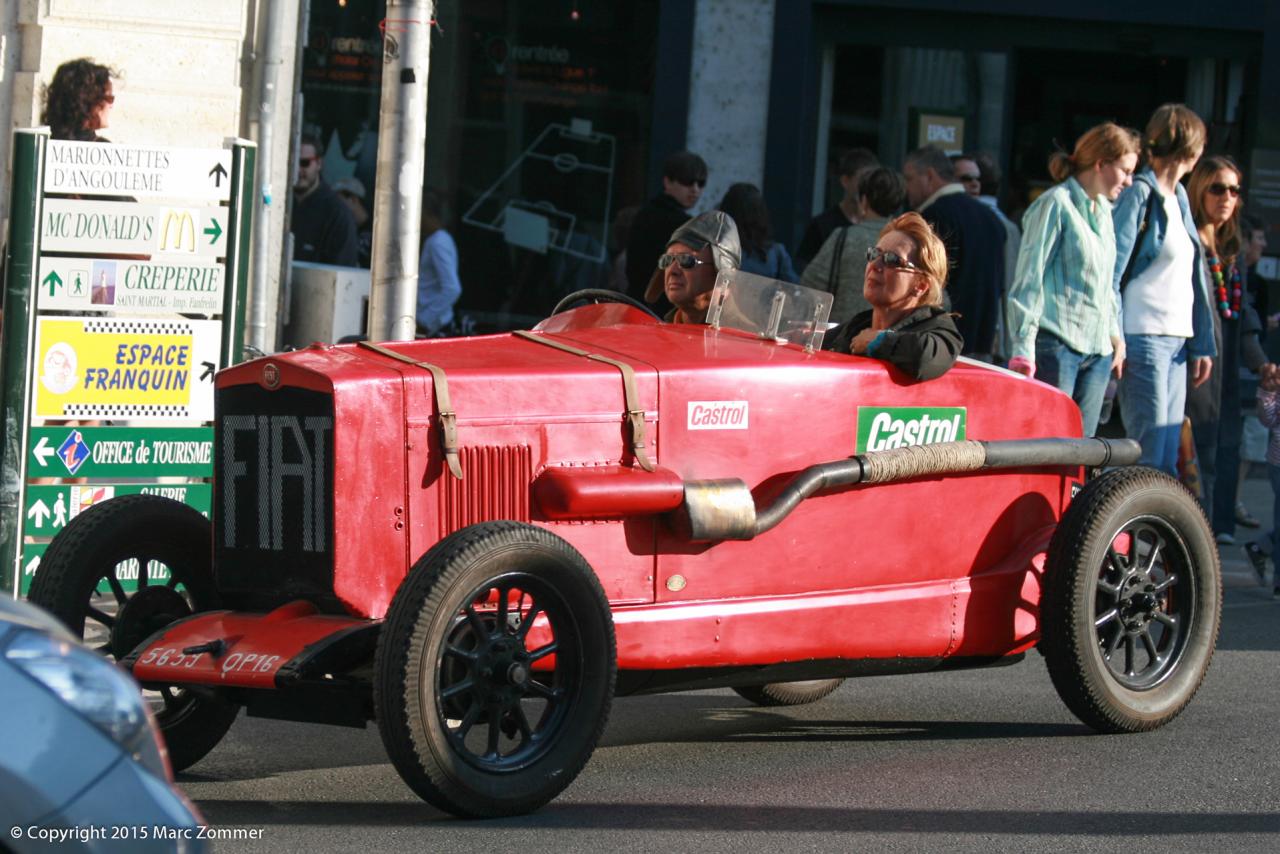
247;0;292;354
367;1;433;343
223;140;258;367
0;129;48;595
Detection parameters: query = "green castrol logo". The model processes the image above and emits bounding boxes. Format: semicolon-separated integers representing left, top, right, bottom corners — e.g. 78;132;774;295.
856;406;966;453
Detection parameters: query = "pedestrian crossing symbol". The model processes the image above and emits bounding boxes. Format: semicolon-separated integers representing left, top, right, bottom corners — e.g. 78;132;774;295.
57;430;91;475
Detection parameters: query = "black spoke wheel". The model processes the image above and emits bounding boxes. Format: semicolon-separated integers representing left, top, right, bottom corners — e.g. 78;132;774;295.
551;288;662;320
733;679;845;707
1040;467;1220;733
376;521;615;818
28;494;238;771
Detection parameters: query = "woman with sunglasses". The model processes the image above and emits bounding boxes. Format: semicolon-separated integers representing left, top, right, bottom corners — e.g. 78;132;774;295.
43;58;116;142
1111;103;1216;476
1186;156;1268;542
1005;122;1140;436
823;212;961;381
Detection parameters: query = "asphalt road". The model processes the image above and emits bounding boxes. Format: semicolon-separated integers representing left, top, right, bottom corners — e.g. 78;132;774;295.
181;557;1280;853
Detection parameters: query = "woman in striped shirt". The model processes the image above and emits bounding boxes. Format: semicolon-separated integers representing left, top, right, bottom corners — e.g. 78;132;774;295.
1006;122;1140;436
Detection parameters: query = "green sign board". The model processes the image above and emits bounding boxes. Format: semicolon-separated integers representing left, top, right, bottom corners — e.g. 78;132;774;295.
20;542;171;597
856;406;967;453
24;483;210;537
27;425;213;478
18;543;47;597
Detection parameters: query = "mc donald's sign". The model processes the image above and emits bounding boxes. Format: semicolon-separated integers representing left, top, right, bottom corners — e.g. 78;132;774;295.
41;199;227;259
160;210;196;252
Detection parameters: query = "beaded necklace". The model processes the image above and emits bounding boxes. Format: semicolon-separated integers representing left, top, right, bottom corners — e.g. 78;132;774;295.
1207;252;1242;319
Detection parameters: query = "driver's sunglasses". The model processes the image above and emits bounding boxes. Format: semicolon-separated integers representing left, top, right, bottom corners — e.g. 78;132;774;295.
865;246;926;274
658;252;711;270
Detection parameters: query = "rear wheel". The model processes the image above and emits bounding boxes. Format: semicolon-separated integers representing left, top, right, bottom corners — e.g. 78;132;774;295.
28;495;238;771
375;521;616;818
1040;467;1220;733
732;679;845;707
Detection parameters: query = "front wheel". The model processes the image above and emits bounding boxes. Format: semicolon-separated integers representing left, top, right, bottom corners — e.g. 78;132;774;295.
1040;467;1220;733
375;521;616;818
27;495;239;771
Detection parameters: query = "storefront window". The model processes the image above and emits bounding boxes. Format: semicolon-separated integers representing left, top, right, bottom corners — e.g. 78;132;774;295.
302;0;659;330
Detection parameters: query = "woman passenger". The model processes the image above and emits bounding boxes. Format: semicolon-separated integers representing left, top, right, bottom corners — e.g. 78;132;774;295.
823;212;962;381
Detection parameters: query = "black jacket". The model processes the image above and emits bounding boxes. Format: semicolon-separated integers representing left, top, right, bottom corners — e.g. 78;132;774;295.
292;182;359;266
824;305;963;381
919;192;1005;355
625;193;690;308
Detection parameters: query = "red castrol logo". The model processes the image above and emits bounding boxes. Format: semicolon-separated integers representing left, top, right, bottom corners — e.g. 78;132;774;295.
687;400;749;430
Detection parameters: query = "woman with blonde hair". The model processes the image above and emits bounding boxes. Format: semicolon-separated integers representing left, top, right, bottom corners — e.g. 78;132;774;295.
1006;122;1140;436
823;212;962;381
1112;103;1216;475
1185;155;1266;541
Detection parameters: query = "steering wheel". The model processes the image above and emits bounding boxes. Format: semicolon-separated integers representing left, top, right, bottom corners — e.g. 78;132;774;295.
551;289;663;321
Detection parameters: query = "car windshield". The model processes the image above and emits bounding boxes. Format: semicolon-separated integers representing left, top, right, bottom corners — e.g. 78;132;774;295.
705;269;833;351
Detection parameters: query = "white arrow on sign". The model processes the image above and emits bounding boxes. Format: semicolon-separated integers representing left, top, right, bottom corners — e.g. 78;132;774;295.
32;436;55;467
24;556;40;577
27;500;50;528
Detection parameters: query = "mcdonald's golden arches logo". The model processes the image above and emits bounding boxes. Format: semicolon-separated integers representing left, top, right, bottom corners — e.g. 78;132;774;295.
160;210;196;252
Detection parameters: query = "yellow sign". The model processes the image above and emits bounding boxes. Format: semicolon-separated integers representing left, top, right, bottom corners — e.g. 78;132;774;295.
160;211;197;252
32;318;221;422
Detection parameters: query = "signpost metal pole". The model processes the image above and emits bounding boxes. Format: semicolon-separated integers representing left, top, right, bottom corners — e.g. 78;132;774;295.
367;1;433;343
0;129;48;595
223;139;258;367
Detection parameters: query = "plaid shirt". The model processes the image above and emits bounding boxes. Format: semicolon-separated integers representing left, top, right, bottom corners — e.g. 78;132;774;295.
1257;388;1280;466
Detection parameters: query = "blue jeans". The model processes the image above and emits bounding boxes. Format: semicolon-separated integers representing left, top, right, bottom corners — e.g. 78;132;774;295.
1035;332;1113;437
1119;334;1188;475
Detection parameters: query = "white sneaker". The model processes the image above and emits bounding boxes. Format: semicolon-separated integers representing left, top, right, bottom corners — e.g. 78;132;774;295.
1216;532;1236;545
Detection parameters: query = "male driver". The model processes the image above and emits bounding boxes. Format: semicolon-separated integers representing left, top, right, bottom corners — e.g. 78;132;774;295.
903;146;1005;358
626;151;710;312
291;132;359;267
643;210;741;324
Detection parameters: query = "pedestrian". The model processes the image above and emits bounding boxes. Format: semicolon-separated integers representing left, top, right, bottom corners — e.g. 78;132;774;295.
1005;122;1140;437
1186;156;1267;542
43;58;117;142
643;211;741;325
902;146;1007;359
1112;103;1215;476
625;151;708;312
952;154;982;197
334;176;373;269
822;212;962;381
1243;362;1280;599
416;189;462;336
966;151;1023;355
717;183;797;283
291;132;359;266
800;166;906;323
796;147;878;270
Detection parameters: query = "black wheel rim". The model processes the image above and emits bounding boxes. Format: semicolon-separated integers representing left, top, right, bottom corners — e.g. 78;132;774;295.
1092;515;1196;690
83;553;202;722
431;571;582;773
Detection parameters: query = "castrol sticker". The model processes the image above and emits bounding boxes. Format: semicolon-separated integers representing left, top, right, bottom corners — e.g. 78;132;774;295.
687;400;749;430
856;406;966;452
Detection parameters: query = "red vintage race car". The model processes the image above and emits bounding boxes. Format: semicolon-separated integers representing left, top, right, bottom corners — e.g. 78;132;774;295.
29;275;1221;819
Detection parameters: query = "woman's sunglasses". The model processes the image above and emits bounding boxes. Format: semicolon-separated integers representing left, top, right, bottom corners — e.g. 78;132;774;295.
1207;182;1242;197
658;252;711;270
865;246;925;274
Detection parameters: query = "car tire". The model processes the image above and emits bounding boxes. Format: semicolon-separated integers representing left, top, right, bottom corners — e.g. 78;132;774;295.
28;494;238;771
375;521;616;818
732;679;845;707
1040;467;1220;733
